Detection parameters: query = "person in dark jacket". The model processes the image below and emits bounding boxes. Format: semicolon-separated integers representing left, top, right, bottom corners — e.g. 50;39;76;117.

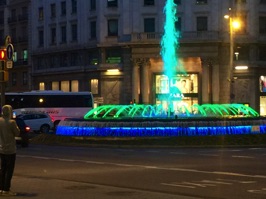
0;105;20;196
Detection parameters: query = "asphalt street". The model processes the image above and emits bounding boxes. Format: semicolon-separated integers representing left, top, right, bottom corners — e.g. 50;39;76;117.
10;144;266;199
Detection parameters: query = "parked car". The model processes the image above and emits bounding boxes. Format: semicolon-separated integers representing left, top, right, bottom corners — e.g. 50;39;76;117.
17;113;53;134
15;117;31;147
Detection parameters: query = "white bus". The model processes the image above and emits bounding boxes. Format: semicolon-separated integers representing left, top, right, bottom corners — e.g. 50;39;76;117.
5;91;94;126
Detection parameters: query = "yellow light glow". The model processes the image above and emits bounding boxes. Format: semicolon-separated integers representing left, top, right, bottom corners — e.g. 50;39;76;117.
0;50;5;59
232;20;241;29
235;66;248;70
107;69;119;72
224;15;229;19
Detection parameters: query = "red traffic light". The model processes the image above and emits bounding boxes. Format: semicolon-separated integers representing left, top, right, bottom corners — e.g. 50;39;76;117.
0;49;6;61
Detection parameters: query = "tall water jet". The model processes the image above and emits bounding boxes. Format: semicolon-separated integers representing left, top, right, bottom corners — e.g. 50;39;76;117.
161;0;180;78
160;0;186;115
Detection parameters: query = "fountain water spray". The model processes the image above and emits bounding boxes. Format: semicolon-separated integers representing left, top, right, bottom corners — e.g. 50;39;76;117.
160;0;186;116
161;0;180;79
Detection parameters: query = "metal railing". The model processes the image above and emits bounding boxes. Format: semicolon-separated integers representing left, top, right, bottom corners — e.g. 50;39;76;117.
130;31;221;43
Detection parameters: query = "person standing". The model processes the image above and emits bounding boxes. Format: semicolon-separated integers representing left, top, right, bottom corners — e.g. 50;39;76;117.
0;105;20;196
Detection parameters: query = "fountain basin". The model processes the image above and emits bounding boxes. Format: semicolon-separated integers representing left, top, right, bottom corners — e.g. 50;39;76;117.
56;117;266;137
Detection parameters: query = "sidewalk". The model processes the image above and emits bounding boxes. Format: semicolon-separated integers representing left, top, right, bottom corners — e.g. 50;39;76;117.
12;175;200;199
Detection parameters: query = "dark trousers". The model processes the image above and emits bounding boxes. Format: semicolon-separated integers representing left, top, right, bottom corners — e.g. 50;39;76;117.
0;153;16;191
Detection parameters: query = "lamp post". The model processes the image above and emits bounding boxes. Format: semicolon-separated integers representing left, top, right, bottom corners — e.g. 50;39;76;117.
224;8;240;103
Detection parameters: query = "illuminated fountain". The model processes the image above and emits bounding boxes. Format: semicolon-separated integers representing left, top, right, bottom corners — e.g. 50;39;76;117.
83;104;259;119
56;0;266;137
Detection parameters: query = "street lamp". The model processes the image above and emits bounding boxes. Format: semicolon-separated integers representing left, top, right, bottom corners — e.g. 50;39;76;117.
224;8;241;102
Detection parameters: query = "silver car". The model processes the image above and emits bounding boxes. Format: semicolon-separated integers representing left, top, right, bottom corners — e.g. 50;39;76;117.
17;113;53;134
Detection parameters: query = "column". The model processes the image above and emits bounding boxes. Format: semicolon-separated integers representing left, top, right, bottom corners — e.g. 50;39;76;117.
201;58;210;104
140;58;150;104
132;59;140;103
212;63;220;104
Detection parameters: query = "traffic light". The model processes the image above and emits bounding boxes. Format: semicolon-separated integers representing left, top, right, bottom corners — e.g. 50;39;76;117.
0;49;6;61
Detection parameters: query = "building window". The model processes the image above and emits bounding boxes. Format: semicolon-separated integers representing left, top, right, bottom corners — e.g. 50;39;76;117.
23;49;27;61
107;0;117;7
174;0;181;5
106;48;121;64
39;82;45;90
21;6;28;16
11;28;16;42
61;81;69;92
60;54;68;67
155;74;198;109
196;0;207;4
259;46;266;61
90;0;96;10
11;9;16;20
108;19;118;36
144;0;154;6
38;30;44;47
51;27;56;45
50;3;56;18
175;17;181;31
259;17;266;34
13;51;17;62
70;53;78;66
144;18;155;32
91;79;98;94
37;58;45;69
0;30;3;41
61;1;66;16
89;52;99;65
234;45;249;61
22;72;28;85
38;7;43;20
71;24;77;41
10;28;15;41
11;72;17;86
90;21;96;39
0;11;4;24
52;81;59;90
71;80;79;92
197;16;208;31
49;56;57;68
71;0;77;14
61;26;67;43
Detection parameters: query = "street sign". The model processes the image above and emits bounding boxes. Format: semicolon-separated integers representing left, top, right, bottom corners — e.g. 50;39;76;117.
6;60;13;69
6;44;14;61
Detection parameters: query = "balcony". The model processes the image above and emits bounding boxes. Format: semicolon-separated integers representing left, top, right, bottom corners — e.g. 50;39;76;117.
130;31;220;44
180;31;220;42
131;32;161;43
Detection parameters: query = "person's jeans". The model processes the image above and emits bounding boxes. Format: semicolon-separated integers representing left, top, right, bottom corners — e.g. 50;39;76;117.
0;154;16;191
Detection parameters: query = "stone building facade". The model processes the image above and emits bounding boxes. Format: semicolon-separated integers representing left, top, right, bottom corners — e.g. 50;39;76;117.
2;0;266;114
